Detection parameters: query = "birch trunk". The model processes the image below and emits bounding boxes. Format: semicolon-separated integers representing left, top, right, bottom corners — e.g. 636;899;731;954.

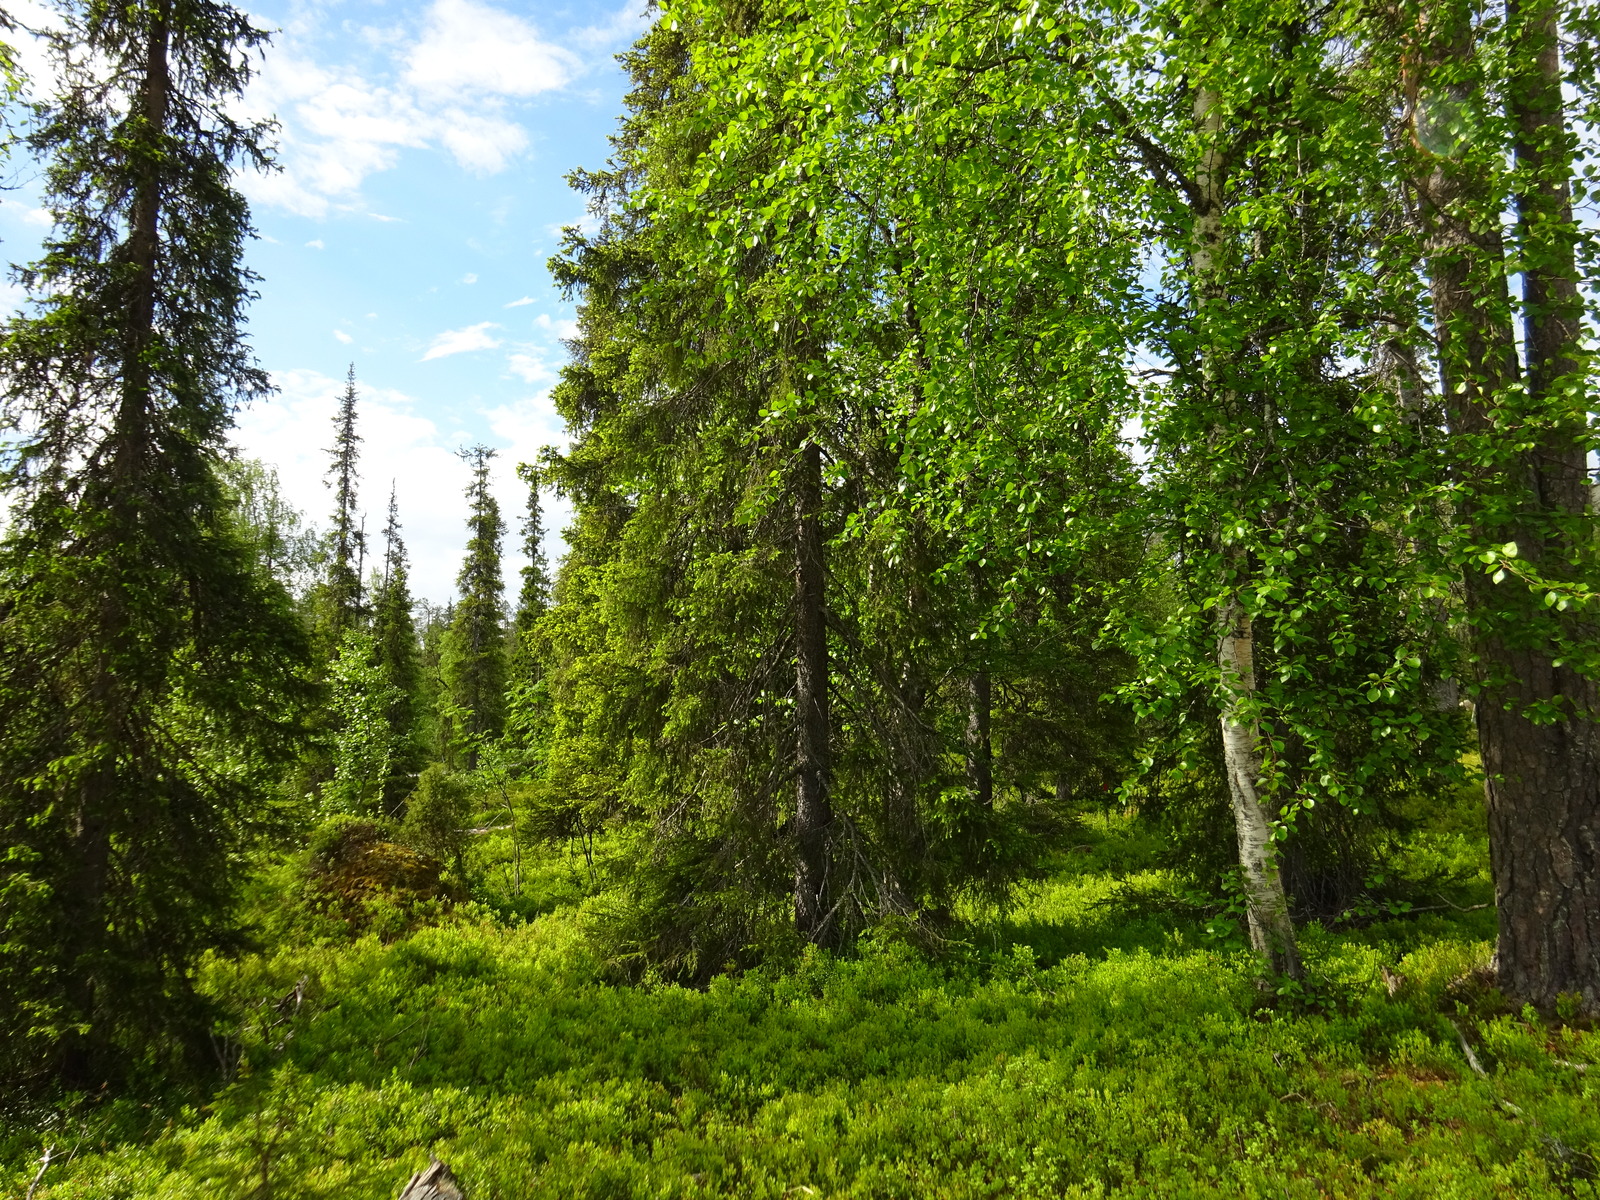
1193;78;1302;979
1219;596;1302;976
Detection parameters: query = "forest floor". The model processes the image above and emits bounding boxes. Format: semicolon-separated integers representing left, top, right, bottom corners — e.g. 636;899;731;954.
4;795;1598;1200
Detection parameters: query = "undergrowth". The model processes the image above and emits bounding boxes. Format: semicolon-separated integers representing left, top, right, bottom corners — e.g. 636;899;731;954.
2;801;1594;1200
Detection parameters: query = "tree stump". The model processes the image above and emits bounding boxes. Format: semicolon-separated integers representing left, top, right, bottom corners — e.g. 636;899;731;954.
397;1159;464;1200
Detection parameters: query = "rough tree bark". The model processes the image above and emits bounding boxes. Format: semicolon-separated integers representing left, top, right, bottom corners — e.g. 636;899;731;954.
1496;0;1598;1011
1408;0;1599;1013
792;438;837;946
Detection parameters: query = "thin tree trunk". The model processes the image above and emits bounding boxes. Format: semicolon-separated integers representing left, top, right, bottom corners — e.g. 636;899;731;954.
793;439;836;946
1219;595;1301;976
879;662;926;917
965;668;993;809
1192;76;1302;978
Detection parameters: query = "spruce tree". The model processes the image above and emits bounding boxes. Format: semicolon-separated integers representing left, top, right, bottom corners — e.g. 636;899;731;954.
441;445;507;769
0;0;310;1087
509;460;551;684
536;13;1123;971
321;363;364;648
373;485;425;807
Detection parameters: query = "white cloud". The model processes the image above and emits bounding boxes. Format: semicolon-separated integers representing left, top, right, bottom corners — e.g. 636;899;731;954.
567;0;652;52
238;0;612;217
487;398;565;457
22;208;52;228
0;280;30;315
404;0;577;98
436;107;529;174
241;55;486;217
306;238;325;250
461;273;478;285
334;329;354;344
507;350;554;384
504;296;534;308
422;321;502;361
534;312;580;340
1;1;69;103
545;212;602;239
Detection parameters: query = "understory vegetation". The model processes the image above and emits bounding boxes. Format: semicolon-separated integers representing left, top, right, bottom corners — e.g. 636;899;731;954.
5;781;1598;1199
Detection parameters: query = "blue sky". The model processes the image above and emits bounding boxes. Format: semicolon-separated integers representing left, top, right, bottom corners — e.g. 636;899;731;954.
1;0;647;603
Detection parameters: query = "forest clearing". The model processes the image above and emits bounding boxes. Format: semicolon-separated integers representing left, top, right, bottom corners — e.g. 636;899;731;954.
1;0;1598;1194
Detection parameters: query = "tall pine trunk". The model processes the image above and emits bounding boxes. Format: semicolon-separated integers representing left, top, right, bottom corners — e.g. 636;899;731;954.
1408;0;1598;1013
792;439;836;946
1495;0;1597;1011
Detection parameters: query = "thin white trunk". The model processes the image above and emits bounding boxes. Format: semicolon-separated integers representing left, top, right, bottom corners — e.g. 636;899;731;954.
1194;79;1302;979
1219;596;1302;976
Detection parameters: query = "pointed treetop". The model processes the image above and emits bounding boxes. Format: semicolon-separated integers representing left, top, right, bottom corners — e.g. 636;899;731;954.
515;458;552;627
324;363;365;639
382;480;407;579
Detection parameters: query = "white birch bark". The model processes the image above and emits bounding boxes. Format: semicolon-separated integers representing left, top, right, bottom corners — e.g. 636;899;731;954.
1194;79;1303;979
1218;596;1302;976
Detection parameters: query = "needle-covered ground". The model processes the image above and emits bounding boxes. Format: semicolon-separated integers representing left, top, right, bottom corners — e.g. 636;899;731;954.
4;801;1596;1200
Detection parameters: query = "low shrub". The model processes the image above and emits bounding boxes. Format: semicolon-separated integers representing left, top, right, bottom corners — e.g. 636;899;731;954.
5;811;1594;1200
